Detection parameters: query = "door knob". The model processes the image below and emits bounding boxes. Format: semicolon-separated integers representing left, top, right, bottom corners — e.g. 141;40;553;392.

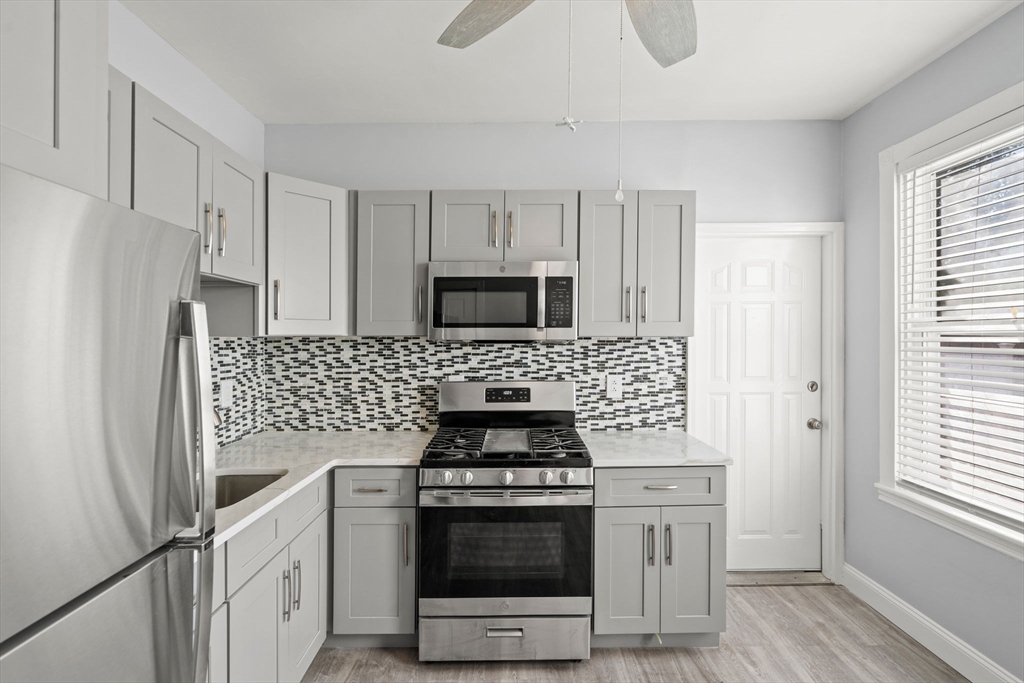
807;418;823;430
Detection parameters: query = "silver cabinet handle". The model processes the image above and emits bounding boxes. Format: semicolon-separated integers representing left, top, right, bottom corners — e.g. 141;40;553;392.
282;570;291;622
218;208;227;257
645;485;678;490
807;418;823;430
204;203;213;254
404;522;409;567
648;524;655;566
356;487;388;493
492;210;498;248
418;285;424;323
641;285;648;323
293;560;301;610
507;210;513;248
665;524;672;566
625;285;632;323
273;279;281;320
487;628;524;638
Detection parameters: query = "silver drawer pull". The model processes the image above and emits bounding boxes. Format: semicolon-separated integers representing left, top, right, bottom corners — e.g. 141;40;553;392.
486;628;524;638
645;485;678;490
356;487;388;493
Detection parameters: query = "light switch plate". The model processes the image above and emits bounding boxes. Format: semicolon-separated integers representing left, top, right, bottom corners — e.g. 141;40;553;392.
221;379;234;409
606;374;623;400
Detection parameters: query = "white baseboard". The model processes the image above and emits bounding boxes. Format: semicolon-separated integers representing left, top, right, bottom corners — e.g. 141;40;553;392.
842;564;1021;683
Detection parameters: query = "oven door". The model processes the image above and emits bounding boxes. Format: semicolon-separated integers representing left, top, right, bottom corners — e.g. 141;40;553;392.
418;489;593;617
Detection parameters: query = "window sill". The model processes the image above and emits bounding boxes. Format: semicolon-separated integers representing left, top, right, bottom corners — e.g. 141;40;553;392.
875;483;1023;562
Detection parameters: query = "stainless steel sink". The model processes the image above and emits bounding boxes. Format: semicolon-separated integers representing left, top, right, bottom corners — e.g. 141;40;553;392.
215;469;287;509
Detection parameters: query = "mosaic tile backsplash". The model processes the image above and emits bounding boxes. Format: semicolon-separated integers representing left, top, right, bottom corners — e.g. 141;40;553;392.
210;336;687;447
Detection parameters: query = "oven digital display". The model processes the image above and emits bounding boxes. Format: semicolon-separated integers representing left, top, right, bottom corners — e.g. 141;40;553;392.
485;388;531;403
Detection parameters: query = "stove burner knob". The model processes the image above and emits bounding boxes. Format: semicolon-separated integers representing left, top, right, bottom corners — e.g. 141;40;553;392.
539;470;554;485
498;470;514;485
460;471;474;485
438;470;454;485
560;470;575;484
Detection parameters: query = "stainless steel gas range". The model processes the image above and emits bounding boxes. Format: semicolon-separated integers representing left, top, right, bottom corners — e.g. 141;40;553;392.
417;381;593;662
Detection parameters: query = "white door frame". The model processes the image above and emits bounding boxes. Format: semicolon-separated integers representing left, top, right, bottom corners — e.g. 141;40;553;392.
693;222;845;582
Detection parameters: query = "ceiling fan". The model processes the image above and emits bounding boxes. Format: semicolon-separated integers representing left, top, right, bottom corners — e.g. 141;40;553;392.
437;0;698;68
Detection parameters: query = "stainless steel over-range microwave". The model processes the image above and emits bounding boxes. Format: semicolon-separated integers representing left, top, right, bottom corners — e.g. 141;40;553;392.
427;261;577;341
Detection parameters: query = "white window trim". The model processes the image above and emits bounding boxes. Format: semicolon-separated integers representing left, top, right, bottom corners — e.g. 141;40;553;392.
878;81;1024;562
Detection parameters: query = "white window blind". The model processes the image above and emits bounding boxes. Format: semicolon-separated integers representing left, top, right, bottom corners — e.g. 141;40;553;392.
897;124;1024;530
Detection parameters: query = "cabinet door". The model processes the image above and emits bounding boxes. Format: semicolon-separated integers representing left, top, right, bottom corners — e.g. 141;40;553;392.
636;190;696;336
579;190;638;337
0;0;107;198
593;507;660;635
228;550;288;683
504;190;578;262
209;602;228;683
107;66;132;208
431;190;504;261
356;191;429;336
660;506;726;634
333;507;415;635
281;510;328;683
266;173;350;335
212;141;265;285
133;83;214;273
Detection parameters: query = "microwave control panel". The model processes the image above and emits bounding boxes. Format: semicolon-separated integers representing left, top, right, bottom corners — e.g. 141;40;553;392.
545;277;574;328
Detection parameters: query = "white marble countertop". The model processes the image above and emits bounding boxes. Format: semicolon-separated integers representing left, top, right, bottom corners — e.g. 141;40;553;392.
213;429;729;545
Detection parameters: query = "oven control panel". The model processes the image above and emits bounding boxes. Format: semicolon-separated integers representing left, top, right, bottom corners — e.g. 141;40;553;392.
545;277;574;328
485;387;531;403
419;467;594;487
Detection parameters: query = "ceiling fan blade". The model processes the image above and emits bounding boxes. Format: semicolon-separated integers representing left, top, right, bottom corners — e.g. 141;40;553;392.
625;0;698;68
438;0;536;49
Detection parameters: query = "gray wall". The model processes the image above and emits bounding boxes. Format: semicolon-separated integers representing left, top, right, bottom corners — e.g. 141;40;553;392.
265;120;841;223
841;4;1024;678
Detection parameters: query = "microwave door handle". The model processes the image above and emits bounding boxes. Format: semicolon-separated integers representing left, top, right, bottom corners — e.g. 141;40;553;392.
537;275;545;331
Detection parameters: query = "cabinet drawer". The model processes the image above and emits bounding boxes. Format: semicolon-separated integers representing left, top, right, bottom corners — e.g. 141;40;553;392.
595;467;725;507
419;617;590;662
334;468;416;508
225;510;285;596
280;474;328;539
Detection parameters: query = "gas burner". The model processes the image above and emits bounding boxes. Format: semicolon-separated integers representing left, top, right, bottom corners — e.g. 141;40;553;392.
423;428;486;459
529;428;589;454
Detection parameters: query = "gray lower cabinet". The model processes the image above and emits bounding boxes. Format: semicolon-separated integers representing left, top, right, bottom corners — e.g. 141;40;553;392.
228;549;288;683
266;173;350;335
281;510;329;683
356;191;430;336
0;0;108;199
579;190;695;337
503;190;578;262
333;507;416;635
594;505;725;635
209;602;228;683
431;190;505;261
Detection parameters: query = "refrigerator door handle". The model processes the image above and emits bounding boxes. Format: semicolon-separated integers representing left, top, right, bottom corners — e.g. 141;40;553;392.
177;301;217;541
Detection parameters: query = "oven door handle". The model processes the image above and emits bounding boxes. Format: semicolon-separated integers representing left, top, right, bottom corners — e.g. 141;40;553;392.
419;490;594;507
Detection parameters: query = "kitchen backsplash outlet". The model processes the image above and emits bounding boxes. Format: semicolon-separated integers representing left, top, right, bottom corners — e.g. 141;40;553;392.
210;336;687;447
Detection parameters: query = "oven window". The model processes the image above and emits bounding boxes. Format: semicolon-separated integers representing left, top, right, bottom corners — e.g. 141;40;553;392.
432;277;538;328
449;522;563;580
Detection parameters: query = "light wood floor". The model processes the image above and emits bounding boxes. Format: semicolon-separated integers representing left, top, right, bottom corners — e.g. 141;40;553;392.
301;585;967;683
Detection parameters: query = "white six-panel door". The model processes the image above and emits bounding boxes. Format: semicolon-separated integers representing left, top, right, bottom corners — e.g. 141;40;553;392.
689;236;822;570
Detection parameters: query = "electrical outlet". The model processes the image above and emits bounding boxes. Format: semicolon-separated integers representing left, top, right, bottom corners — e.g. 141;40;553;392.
447;375;466;382
220;379;234;409
606;374;623;400
657;373;673;390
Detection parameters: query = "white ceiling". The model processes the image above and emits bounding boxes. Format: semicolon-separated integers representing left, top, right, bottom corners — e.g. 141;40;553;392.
121;0;1019;124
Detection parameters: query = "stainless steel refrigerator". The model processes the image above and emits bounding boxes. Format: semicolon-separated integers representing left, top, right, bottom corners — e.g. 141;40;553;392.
0;165;216;682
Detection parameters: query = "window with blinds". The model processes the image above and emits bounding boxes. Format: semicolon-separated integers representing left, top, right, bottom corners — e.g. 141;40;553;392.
897;124;1024;531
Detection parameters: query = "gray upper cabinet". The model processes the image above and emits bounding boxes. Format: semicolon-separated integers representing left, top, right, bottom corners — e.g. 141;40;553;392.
107;66;132;208
333;507;416;635
132;83;215;274
504;190;578;262
267;173;350;336
431;190;505;261
281;511;328;683
636;191;696;337
228;549;288;683
0;0;108;199
357;191;430;336
593;506;661;635
579;190;639;337
660;505;726;634
212;141;265;285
